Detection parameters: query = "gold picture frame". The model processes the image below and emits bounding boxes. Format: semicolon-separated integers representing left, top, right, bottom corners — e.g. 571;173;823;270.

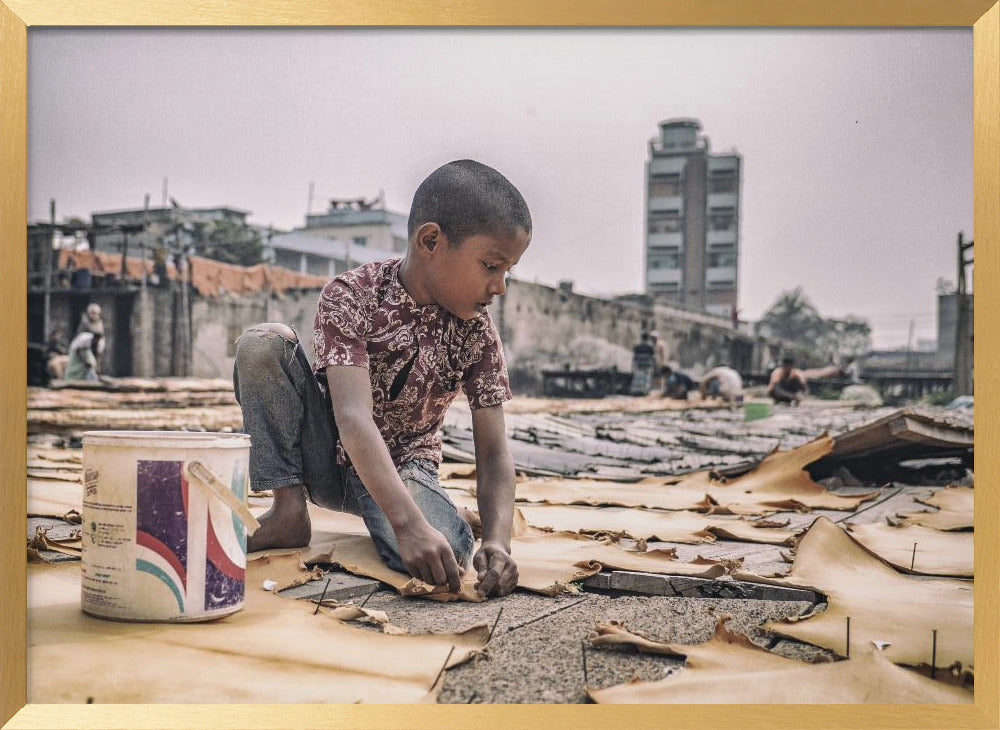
2;1;997;727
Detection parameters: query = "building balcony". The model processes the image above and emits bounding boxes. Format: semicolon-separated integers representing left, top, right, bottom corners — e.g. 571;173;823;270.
705;265;736;284
708;192;738;208
647;232;683;248
647;267;683;285
648;195;684;213
707;229;737;246
649;157;686;176
708;155;739;172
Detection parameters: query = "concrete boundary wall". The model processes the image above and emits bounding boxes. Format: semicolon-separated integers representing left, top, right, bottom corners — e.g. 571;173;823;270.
494;279;778;393
33;277;779;387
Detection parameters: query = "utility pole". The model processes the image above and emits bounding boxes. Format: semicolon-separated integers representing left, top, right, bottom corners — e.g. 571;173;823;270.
953;232;974;396
905;319;916;372
307;181;315;216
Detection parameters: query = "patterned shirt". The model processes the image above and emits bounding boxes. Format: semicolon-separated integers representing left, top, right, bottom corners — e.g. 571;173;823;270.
313;258;511;468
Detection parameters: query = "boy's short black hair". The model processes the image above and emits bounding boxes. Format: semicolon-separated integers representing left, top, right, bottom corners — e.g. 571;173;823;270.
781;356;796;366
408;159;532;247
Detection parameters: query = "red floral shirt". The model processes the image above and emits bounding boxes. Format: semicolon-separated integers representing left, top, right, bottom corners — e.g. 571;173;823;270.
313;258;511;468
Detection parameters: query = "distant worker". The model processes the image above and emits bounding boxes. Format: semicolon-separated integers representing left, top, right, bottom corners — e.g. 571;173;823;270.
767;356;807;405
843;358;862;384
45;329;69;381
662;364;697;400
629;332;656;395
76;303;106;357
65;332;102;381
649;330;671;391
700;365;744;403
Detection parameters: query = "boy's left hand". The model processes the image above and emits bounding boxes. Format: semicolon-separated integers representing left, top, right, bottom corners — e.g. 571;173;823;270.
473;541;518;597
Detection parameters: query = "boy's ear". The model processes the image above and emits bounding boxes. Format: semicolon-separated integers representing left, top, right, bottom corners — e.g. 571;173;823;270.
415;222;443;255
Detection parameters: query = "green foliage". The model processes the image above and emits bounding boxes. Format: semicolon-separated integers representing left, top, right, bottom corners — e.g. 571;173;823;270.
812;385;842;400
756;287;872;359
192;219;264;266
923;390;955;407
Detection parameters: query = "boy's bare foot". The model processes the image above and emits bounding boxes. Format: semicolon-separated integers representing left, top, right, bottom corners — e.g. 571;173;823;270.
247;484;311;552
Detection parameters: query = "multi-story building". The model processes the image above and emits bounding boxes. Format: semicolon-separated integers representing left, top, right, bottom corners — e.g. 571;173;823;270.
644;118;741;318
90;206;252;255
303;197;408;254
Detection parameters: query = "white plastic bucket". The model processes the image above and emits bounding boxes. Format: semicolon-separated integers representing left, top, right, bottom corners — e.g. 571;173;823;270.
80;431;258;622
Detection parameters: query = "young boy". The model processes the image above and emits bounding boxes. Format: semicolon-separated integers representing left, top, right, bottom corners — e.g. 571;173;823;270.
233;160;530;598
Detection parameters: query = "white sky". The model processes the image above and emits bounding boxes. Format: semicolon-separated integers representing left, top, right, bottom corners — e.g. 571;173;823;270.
27;28;973;349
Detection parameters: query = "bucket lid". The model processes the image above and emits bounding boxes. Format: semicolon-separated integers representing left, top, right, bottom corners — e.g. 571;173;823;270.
82;430;250;448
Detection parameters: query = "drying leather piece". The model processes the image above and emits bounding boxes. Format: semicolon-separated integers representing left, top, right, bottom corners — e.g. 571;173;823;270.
249;551;327;592
444;484;795;545
450;435;874;516
301;506;726;598
27;478;83;519
847;522;973;578
896;486;974;531
586;617;972;704
513;502;798;546
485;473;715;512
700;435;877;514
29;557;487;703
734;517;973;674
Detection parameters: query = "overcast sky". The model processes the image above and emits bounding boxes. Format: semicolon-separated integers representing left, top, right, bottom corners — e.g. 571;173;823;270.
28;28;973;349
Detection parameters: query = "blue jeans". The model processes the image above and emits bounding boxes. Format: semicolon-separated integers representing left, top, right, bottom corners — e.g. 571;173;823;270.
233;326;474;571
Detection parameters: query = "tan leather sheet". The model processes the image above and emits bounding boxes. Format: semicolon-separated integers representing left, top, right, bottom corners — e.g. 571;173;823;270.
27;478;83;519
699;435;876;514
513;503;798;546
299;506;726;599
847;522;973;578
28;555;487;703
586;618;972;704
897;486;974;531
444;484;795;545
450;435;874;516
734;517;974;674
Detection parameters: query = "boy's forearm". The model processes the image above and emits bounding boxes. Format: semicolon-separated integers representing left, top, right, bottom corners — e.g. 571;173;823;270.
475;452;516;549
336;414;423;530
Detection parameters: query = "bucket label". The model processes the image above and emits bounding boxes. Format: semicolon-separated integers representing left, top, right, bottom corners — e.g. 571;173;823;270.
136;461;189;613
203;459;247;611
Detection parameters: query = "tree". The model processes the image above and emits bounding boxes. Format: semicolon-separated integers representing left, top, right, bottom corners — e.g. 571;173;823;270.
756;288;872;361
817;316;872;359
756;287;826;343
191;219;264;266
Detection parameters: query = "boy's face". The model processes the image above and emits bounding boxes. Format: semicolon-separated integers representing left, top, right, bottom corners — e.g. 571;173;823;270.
423;227;531;321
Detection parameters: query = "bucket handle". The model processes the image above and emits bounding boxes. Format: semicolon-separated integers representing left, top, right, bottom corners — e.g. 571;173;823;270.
184;460;261;535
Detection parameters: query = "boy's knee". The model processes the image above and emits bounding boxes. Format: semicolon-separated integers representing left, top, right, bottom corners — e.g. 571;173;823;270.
441;516;476;567
245;322;297;342
234;324;297;372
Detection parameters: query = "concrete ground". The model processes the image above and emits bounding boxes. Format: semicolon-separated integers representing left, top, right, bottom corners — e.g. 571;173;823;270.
279;575;829;704
27;396;972;704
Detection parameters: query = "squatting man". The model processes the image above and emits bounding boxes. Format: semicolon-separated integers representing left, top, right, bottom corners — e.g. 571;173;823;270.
233;160;530;598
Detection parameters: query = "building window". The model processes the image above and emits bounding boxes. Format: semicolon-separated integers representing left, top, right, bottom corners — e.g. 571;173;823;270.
708;250;737;268
649;174;682;197
648;212;681;234
649;251;681;269
652;281;680;291
708;207;736;231
707;279;735;289
353;236;367;247
709;171;738;194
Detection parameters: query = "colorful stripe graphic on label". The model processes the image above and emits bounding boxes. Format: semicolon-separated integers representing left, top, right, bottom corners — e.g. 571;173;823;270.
136;460;189;613
203;459;246;610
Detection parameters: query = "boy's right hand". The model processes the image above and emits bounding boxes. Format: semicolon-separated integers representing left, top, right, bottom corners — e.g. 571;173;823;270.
395;518;464;593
